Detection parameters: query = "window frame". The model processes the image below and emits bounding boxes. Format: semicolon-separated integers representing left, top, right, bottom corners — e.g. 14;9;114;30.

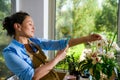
47;0;56;60
117;0;120;65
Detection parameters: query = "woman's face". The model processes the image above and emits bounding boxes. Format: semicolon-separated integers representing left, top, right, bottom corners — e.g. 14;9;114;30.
20;16;35;38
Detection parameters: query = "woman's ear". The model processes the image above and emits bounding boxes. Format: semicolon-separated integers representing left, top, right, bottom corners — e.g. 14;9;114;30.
14;23;22;31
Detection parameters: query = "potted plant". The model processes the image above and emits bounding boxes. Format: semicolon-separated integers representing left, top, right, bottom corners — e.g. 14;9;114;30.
78;33;120;80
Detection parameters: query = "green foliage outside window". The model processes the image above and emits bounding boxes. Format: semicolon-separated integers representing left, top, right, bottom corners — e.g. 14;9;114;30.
0;0;12;79
55;0;119;70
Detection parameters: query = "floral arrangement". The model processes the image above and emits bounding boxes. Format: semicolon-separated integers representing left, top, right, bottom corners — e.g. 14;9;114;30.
78;33;120;80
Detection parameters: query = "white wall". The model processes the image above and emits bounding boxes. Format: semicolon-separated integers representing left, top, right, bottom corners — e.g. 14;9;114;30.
17;0;44;38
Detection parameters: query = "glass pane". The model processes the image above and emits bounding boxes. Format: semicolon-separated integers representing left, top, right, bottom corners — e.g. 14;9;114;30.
0;0;12;79
55;0;119;70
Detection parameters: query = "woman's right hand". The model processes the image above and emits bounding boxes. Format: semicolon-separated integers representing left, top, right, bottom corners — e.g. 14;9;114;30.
55;45;69;61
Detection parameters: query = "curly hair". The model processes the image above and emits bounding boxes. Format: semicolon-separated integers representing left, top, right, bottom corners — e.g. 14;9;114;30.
2;11;30;36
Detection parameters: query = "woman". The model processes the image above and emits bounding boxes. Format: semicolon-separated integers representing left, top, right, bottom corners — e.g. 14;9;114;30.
2;11;101;80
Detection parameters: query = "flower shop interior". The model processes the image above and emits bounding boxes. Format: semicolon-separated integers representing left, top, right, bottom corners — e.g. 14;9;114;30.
0;0;120;80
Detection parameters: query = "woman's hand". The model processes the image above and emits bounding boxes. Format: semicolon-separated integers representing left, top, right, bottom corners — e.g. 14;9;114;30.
87;34;102;42
55;45;69;61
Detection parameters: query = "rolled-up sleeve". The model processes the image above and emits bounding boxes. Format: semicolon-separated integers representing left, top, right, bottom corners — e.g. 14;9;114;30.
30;37;69;50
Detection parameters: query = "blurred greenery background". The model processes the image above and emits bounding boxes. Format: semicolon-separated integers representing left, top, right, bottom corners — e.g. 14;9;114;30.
0;0;12;79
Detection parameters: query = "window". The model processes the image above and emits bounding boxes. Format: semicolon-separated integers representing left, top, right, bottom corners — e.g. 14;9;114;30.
0;0;14;79
55;0;119;69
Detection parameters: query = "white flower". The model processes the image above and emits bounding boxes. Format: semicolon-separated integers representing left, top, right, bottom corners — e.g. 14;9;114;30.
92;57;98;64
82;48;92;54
91;52;101;64
112;42;120;51
80;48;92;61
96;39;107;48
106;51;115;59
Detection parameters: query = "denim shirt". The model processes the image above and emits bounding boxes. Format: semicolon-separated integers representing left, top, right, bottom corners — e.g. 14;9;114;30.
2;37;69;80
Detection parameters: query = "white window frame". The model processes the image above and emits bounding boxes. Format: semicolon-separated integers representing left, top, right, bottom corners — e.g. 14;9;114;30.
118;1;120;46
11;0;18;13
47;0;56;40
44;0;56;60
117;1;120;65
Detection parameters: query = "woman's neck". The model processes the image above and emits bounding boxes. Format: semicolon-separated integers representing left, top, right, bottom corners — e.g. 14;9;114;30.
14;36;29;44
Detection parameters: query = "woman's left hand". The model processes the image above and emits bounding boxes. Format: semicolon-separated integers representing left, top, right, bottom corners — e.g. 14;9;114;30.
87;34;102;42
